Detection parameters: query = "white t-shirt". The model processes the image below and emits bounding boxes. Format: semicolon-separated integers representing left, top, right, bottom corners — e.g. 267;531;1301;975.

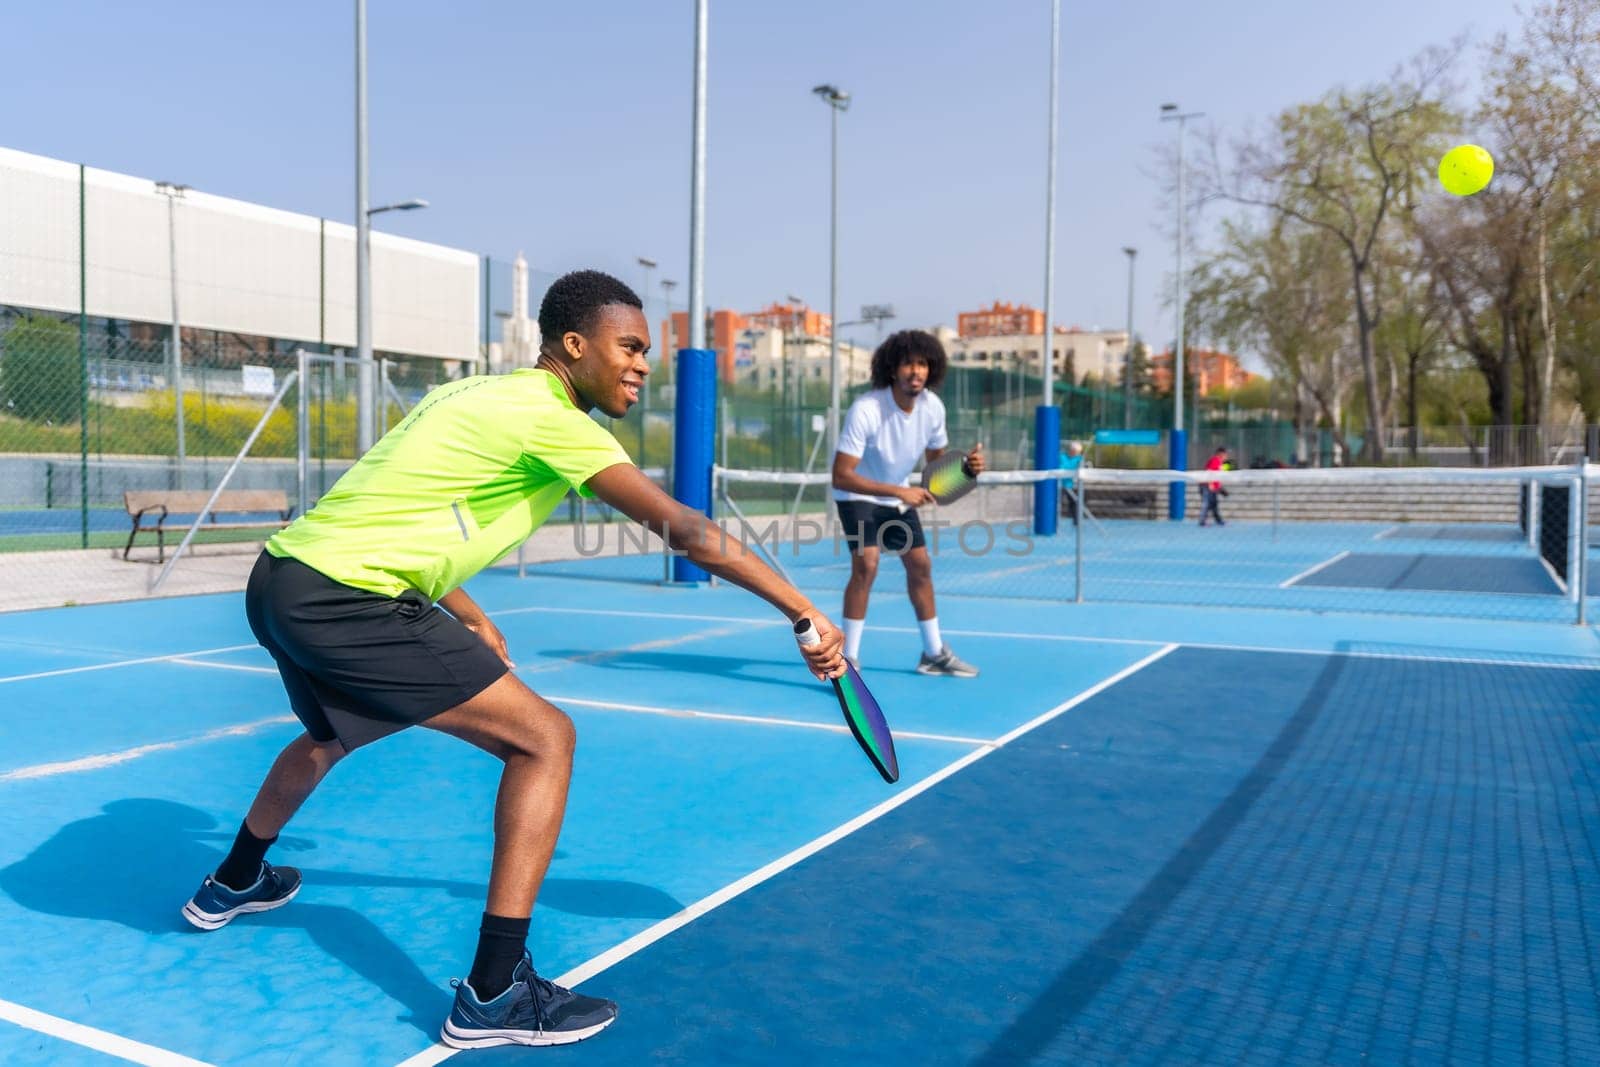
832;387;949;505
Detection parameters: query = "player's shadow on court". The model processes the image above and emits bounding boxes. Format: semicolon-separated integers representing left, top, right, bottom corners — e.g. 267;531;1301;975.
0;799;683;1035
541;648;828;691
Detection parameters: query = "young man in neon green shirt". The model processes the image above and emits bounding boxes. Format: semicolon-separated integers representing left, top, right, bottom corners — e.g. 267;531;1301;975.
181;270;844;1048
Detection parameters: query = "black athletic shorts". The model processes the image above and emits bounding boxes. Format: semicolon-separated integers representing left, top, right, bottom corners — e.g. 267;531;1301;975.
244;551;509;750
835;500;926;555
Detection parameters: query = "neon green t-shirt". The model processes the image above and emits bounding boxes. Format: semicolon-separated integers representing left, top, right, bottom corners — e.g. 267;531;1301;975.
267;368;631;601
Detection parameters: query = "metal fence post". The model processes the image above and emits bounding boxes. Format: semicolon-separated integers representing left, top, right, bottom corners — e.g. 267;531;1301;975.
1073;466;1084;603
296;349;310;519
1578;458;1589;626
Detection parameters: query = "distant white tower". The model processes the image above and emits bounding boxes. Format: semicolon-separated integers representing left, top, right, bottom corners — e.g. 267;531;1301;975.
497;251;540;371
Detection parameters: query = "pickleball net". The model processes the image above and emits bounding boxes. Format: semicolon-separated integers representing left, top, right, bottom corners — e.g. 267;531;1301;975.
709;462;1590;623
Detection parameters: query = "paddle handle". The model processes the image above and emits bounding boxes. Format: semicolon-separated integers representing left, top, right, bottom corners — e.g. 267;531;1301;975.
794;618;821;647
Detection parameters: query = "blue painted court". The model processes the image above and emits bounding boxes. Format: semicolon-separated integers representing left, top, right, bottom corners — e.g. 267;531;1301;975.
3;560;1600;1065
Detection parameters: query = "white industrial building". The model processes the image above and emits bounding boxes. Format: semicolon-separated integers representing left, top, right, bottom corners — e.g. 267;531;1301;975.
0;146;479;367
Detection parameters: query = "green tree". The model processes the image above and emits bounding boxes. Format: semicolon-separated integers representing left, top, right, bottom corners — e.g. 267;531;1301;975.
0;315;82;423
1214;48;1461;460
1187;217;1358;460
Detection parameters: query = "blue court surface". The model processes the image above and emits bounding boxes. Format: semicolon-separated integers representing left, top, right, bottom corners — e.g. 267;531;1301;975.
4;564;1600;1065
1289;552;1562;595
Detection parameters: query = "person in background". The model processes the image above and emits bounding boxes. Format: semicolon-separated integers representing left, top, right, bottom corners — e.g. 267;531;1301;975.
831;329;983;677
1059;439;1086;521
1199;445;1230;527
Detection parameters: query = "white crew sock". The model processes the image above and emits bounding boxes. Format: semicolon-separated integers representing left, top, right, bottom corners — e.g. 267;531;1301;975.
842;617;866;661
918;617;943;657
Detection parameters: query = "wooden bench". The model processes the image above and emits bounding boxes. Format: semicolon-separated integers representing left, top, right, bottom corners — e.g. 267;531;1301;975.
1062;485;1160;520
123;489;293;562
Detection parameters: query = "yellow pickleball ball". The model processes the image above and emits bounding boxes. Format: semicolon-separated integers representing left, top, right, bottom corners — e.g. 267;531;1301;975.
1439;144;1494;196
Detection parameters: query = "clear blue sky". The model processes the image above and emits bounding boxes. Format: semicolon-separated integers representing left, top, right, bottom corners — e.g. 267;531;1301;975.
4;1;1522;358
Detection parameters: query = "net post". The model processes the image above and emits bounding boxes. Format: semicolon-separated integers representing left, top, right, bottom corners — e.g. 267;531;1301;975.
1032;404;1061;536
1168;428;1187;520
1525;480;1538;550
672;347;717;582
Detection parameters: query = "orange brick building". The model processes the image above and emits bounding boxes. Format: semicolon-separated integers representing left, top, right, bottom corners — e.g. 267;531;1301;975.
668;309;749;381
1149;348;1255;396
668;303;835;383
958;300;1045;339
745;302;831;338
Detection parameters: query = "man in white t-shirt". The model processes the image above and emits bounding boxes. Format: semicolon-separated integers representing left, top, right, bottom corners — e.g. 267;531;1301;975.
831;329;983;676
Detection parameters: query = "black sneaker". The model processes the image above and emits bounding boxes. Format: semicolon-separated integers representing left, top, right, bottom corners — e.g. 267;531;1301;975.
916;646;979;678
441;953;618;1048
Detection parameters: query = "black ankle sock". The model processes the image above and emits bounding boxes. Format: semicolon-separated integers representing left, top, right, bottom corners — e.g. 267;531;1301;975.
468;913;531;1001
215;820;276;891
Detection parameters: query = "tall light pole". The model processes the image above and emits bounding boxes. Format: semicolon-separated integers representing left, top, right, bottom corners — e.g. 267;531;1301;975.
1164;105;1203;441
1040;0;1060;404
636;256;656;412
812;83;849;451
785;292;805;406
155;181;189;477
355;0;373;453
1122;246;1137;429
361;196;428;430
689;1;707;351
660;278;678;387
636;257;657;315
1031;0;1062;539
1161;102;1203;517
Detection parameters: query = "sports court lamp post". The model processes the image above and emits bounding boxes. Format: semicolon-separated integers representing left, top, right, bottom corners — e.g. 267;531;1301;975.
1160;102;1203;519
811;83;850;453
673;0;714;583
660;277;678;350
354;0;428;453
637;256;657;414
355;196;428;448
1122;246;1137;429
1033;0;1061;538
155;181;190;482
785;292;806;407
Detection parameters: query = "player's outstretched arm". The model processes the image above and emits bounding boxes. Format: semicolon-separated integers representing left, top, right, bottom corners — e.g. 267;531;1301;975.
585;463;844;679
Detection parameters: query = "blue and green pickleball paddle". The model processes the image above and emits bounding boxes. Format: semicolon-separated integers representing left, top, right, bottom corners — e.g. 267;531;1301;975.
794;619;900;783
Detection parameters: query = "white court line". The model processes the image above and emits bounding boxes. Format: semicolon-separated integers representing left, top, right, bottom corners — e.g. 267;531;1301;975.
0;644;257;686
156;662;994;747
1538;553;1569;595
1278;550;1351;588
390;643;1179;1067
0;996;215;1066
546;695;992;747
170;657;276;675
0;716;295;783
1372;525;1401;540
